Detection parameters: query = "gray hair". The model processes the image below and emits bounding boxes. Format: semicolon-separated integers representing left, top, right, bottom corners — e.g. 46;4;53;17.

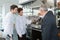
40;7;48;11
39;5;48;11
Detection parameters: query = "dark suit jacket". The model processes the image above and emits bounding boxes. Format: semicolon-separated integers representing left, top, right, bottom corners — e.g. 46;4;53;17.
41;11;58;40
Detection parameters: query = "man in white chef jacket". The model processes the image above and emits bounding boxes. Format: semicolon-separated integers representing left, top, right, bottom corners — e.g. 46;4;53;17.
15;8;32;40
3;5;18;40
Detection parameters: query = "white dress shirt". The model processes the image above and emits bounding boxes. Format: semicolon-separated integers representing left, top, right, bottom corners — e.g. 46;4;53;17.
3;12;15;35
15;15;31;37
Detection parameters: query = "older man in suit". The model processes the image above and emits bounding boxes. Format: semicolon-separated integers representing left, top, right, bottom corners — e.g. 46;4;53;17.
39;6;58;40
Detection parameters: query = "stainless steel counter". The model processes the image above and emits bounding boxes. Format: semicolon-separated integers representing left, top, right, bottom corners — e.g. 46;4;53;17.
27;24;42;32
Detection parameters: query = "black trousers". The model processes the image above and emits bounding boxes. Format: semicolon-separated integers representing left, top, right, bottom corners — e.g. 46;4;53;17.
18;34;26;40
32;30;42;40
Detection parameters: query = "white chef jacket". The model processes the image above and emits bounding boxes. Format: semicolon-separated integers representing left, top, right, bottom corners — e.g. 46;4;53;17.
3;12;15;35
15;15;31;37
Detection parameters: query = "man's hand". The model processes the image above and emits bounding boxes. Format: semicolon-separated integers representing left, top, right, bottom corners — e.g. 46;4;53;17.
7;34;13;40
31;19;37;24
10;37;13;40
19;34;22;38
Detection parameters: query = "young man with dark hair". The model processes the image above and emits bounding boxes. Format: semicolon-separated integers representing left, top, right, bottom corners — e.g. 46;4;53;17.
3;4;18;40
10;5;18;14
15;8;32;40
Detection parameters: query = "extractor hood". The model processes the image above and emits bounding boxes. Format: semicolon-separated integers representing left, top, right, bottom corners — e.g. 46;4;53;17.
19;0;35;4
